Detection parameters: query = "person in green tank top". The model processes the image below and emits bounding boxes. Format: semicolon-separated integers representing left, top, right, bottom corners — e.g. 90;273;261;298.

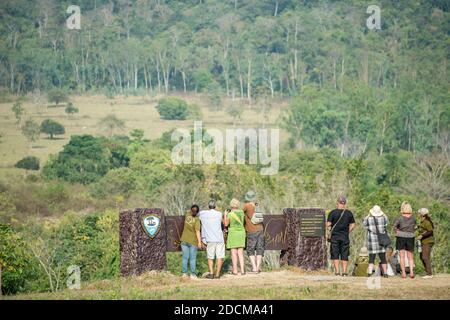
224;198;246;275
417;208;435;278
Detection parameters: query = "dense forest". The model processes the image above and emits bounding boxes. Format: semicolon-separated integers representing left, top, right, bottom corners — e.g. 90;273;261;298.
0;0;449;296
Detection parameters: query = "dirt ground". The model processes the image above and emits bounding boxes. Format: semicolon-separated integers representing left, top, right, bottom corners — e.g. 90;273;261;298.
7;270;450;300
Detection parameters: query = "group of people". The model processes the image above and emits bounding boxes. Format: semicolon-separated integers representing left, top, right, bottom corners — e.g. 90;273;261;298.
328;196;435;279
179;193;435;280
179;191;265;279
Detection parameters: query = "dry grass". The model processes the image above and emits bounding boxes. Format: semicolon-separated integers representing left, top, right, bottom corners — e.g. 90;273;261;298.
0;93;289;171
6;270;450;300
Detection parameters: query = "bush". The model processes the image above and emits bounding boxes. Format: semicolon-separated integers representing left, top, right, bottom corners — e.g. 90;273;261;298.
42;135;112;184
0;224;34;295
155;97;188;120
90;167;136;199
15;156;40;171
47;88;68;106
40;119;65;139
65;103;79;118
187;103;203;120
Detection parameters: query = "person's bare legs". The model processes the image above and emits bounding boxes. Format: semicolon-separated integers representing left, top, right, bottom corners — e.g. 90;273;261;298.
333;259;340;274
249;255;257;272
407;250;414;278
256;255;263;272
216;258;223;277
368;263;374;275
231;249;238;274
238;248;245;274
208;259;214;275
381;264;387;275
342;260;348;274
399;249;406;277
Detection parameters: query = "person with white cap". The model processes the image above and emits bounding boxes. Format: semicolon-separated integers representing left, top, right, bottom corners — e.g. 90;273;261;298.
352;246;370;277
417;208;434;279
363;205;389;277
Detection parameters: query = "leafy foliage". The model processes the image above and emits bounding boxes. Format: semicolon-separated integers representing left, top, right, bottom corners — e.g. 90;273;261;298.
42;135;112;184
40;119;65;139
15;156;40;171
155;97;188;120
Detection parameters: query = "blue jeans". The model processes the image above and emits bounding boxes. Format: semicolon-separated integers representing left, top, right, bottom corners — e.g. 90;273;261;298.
181;242;198;274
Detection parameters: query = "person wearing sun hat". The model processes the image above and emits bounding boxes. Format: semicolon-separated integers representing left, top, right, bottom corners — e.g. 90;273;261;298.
417;208;434;279
243;190;265;273
363;205;389;277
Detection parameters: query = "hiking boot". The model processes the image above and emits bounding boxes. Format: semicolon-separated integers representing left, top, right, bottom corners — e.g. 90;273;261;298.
205;273;214;279
422;275;433;279
190;274;198;280
341;273;348;277
181;273;188;278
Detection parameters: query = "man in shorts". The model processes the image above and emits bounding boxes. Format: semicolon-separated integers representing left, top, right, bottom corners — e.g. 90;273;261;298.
199;200;225;279
326;196;356;276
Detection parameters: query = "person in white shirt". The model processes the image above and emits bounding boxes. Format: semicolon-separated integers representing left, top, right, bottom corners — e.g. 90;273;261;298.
199;200;225;279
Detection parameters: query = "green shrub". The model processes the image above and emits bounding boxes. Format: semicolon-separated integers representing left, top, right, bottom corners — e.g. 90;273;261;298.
0;224;34;295
47;88;68;106
155;97;188;120
42;135;112;184
15;156;40;171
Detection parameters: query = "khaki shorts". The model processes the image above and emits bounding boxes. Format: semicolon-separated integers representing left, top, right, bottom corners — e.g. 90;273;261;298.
206;242;225;259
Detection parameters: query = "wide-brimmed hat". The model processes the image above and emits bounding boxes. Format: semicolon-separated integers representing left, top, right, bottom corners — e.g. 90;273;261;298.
359;247;369;257
418;208;429;216
244;190;257;202
369;205;385;217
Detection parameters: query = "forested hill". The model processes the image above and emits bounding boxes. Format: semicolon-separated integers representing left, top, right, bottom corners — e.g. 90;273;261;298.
0;0;449;154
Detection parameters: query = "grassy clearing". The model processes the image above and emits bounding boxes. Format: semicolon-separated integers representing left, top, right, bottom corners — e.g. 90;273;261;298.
0;93;288;171
6;270;450;300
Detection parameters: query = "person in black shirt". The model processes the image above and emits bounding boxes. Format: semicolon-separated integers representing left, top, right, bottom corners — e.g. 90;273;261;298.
326;196;356;276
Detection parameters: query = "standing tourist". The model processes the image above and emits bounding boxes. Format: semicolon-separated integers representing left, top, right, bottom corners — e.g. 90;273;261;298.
243;191;265;273
393;201;416;279
199;200;225;279
326;196;356;276
363;205;389;277
417;208;434;279
180;204;202;279
224;199;246;275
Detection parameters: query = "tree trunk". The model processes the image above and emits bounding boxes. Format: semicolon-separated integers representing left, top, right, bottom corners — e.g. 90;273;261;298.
134;65;138;91
181;70;187;93
247;57;252;105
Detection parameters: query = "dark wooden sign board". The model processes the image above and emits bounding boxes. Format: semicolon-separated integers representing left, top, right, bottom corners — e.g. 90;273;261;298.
299;211;325;237
166;214;287;251
120;207;327;275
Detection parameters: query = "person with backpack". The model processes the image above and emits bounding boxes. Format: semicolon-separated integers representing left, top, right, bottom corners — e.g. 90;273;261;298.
243;190;265;273
326;196;356;276
417;208;434;279
224;198;246;276
363;205;390;277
